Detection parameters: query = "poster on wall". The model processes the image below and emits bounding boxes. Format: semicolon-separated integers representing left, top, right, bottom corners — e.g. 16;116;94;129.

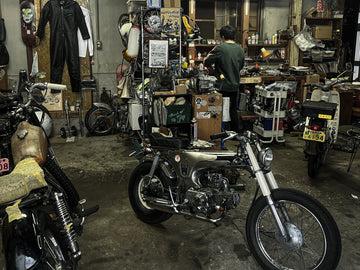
161;8;181;38
149;40;168;68
41;90;63;111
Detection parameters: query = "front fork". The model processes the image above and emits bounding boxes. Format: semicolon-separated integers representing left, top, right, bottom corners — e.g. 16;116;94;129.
245;140;289;240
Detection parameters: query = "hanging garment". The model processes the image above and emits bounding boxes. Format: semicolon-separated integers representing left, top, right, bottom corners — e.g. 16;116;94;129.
77;6;93;57
37;0;90;92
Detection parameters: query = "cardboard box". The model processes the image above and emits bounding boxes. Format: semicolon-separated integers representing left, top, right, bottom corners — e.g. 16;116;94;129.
299;74;320;103
163;0;181;8
175;85;187;94
312;25;332;39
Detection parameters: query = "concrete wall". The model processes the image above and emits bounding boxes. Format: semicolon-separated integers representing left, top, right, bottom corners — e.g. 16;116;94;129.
1;0;127;99
260;0;290;41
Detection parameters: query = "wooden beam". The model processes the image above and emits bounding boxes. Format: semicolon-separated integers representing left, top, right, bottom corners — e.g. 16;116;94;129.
241;0;250;55
289;0;302;66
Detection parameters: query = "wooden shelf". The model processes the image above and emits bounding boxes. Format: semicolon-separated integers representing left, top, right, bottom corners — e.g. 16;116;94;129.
247;43;288;47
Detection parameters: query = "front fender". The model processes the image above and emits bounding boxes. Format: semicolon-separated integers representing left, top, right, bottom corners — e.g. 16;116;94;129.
92;102;114;112
2;214;41;270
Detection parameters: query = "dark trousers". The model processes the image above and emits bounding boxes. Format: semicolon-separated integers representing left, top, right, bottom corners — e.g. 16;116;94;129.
222;91;243;133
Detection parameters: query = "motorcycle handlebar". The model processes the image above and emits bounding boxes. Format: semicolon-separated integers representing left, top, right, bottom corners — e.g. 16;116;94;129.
210;132;227;140
303;80;349;92
46;83;67;91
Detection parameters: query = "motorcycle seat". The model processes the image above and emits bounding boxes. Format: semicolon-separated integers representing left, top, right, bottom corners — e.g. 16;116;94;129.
0;158;47;206
149;133;190;149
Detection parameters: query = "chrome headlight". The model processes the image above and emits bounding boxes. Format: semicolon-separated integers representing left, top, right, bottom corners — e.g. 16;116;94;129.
258;148;273;168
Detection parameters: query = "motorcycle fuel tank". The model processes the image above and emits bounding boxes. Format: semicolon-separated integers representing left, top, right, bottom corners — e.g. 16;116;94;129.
11;121;48;165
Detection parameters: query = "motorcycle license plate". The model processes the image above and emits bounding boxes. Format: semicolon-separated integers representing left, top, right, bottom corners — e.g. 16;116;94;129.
303;130;325;142
0;158;10;173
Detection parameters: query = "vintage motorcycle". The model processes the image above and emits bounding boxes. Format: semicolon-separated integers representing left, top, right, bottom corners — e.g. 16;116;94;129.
0;81;98;269
129;131;341;270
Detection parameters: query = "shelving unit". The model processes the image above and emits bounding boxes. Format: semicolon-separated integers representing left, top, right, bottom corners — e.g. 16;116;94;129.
299;17;343;72
253;85;287;143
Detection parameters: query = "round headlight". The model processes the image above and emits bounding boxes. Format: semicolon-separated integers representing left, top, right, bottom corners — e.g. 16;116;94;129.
258;148;273;168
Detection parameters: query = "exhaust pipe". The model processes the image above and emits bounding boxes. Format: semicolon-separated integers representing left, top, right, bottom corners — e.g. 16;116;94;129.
144;197;224;223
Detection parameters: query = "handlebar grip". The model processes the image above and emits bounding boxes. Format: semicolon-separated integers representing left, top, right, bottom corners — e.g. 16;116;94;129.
46;83;67;91
210;132;227;140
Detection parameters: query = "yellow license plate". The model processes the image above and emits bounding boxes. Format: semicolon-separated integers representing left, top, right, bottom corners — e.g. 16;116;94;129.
318;114;332;119
303;130;326;142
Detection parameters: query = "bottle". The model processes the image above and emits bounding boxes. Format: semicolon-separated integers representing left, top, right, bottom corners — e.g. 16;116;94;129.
251;33;255;45
272;34;275;45
274;33;278;44
191;118;198;143
255;32;259;44
127;26;140;57
264;37;268;45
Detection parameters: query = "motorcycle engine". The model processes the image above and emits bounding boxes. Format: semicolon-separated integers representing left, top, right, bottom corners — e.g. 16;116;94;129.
184;172;240;216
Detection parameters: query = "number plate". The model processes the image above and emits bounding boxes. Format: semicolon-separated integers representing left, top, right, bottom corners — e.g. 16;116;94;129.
0;158;10;173
303;130;326;142
318;114;332;119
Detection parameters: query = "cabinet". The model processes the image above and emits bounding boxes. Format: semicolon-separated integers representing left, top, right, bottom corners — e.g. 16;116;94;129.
193;93;222;141
253;85;287;143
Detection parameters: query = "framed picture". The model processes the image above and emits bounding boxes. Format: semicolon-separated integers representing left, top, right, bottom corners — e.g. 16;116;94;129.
148;0;161;8
41;89;63;111
148;39;169;68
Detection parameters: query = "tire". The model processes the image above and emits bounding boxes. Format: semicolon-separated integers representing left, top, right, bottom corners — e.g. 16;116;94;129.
308;154;320;178
84;106;115;136
128;162;173;224
246;188;341;270
44;155;80;208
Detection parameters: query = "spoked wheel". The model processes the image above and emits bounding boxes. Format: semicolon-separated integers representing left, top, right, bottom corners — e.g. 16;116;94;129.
128;162;173;224
84;106;115;136
308;154;320;178
42;229;68;269
246;188;341;270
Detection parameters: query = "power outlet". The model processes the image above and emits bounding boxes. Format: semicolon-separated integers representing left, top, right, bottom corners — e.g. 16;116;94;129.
96;40;102;49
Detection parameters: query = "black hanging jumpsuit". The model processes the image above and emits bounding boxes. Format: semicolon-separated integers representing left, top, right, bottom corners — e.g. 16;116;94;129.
36;0;90;92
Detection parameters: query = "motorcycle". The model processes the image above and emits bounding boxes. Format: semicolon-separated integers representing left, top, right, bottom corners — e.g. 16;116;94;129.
0;81;98;269
128;131;341;270
84;91;130;136
302;66;351;177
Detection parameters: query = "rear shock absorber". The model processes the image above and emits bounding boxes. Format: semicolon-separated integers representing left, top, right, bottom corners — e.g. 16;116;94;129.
54;192;81;261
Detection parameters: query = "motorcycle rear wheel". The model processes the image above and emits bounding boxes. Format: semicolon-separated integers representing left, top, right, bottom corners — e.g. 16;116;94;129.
85;106;115;136
128;162;173;224
308;154;320;177
246;188;341;270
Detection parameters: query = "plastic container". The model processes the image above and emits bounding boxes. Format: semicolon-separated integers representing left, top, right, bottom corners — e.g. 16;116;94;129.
255;32;259;44
127;26;140;57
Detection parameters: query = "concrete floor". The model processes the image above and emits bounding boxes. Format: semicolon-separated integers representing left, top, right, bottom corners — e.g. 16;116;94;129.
1;132;360;269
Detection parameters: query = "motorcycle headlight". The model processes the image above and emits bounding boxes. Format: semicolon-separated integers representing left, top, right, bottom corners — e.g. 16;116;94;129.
258;148;273;168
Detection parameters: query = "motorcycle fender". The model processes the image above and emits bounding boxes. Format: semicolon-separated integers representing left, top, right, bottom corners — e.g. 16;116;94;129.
304;141;321;156
93;102;114;112
2;215;41;270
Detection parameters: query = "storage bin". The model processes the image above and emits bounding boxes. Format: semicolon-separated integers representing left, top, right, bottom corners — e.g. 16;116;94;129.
302;100;337;119
166;103;191;124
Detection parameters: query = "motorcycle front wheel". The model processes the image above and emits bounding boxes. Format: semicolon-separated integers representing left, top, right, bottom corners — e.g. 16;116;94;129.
246;188;341;270
85;106;115;136
128;162;173;224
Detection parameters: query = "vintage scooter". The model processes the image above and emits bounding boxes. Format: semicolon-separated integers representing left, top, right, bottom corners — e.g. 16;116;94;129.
128;130;341;269
302;66;351;177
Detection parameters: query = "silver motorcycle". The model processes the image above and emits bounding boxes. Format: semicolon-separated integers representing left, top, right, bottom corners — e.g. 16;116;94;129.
128;131;341;270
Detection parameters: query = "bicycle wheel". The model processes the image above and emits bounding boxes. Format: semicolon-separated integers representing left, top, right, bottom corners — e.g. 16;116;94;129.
85;106;115;136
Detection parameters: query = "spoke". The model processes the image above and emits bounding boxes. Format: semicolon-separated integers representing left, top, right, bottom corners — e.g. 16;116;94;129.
260;229;276;239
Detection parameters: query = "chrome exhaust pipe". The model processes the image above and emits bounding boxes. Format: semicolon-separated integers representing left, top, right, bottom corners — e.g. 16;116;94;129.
145;197;224;223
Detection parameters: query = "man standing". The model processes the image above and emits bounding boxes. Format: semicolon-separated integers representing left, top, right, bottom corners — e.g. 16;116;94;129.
204;25;245;132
